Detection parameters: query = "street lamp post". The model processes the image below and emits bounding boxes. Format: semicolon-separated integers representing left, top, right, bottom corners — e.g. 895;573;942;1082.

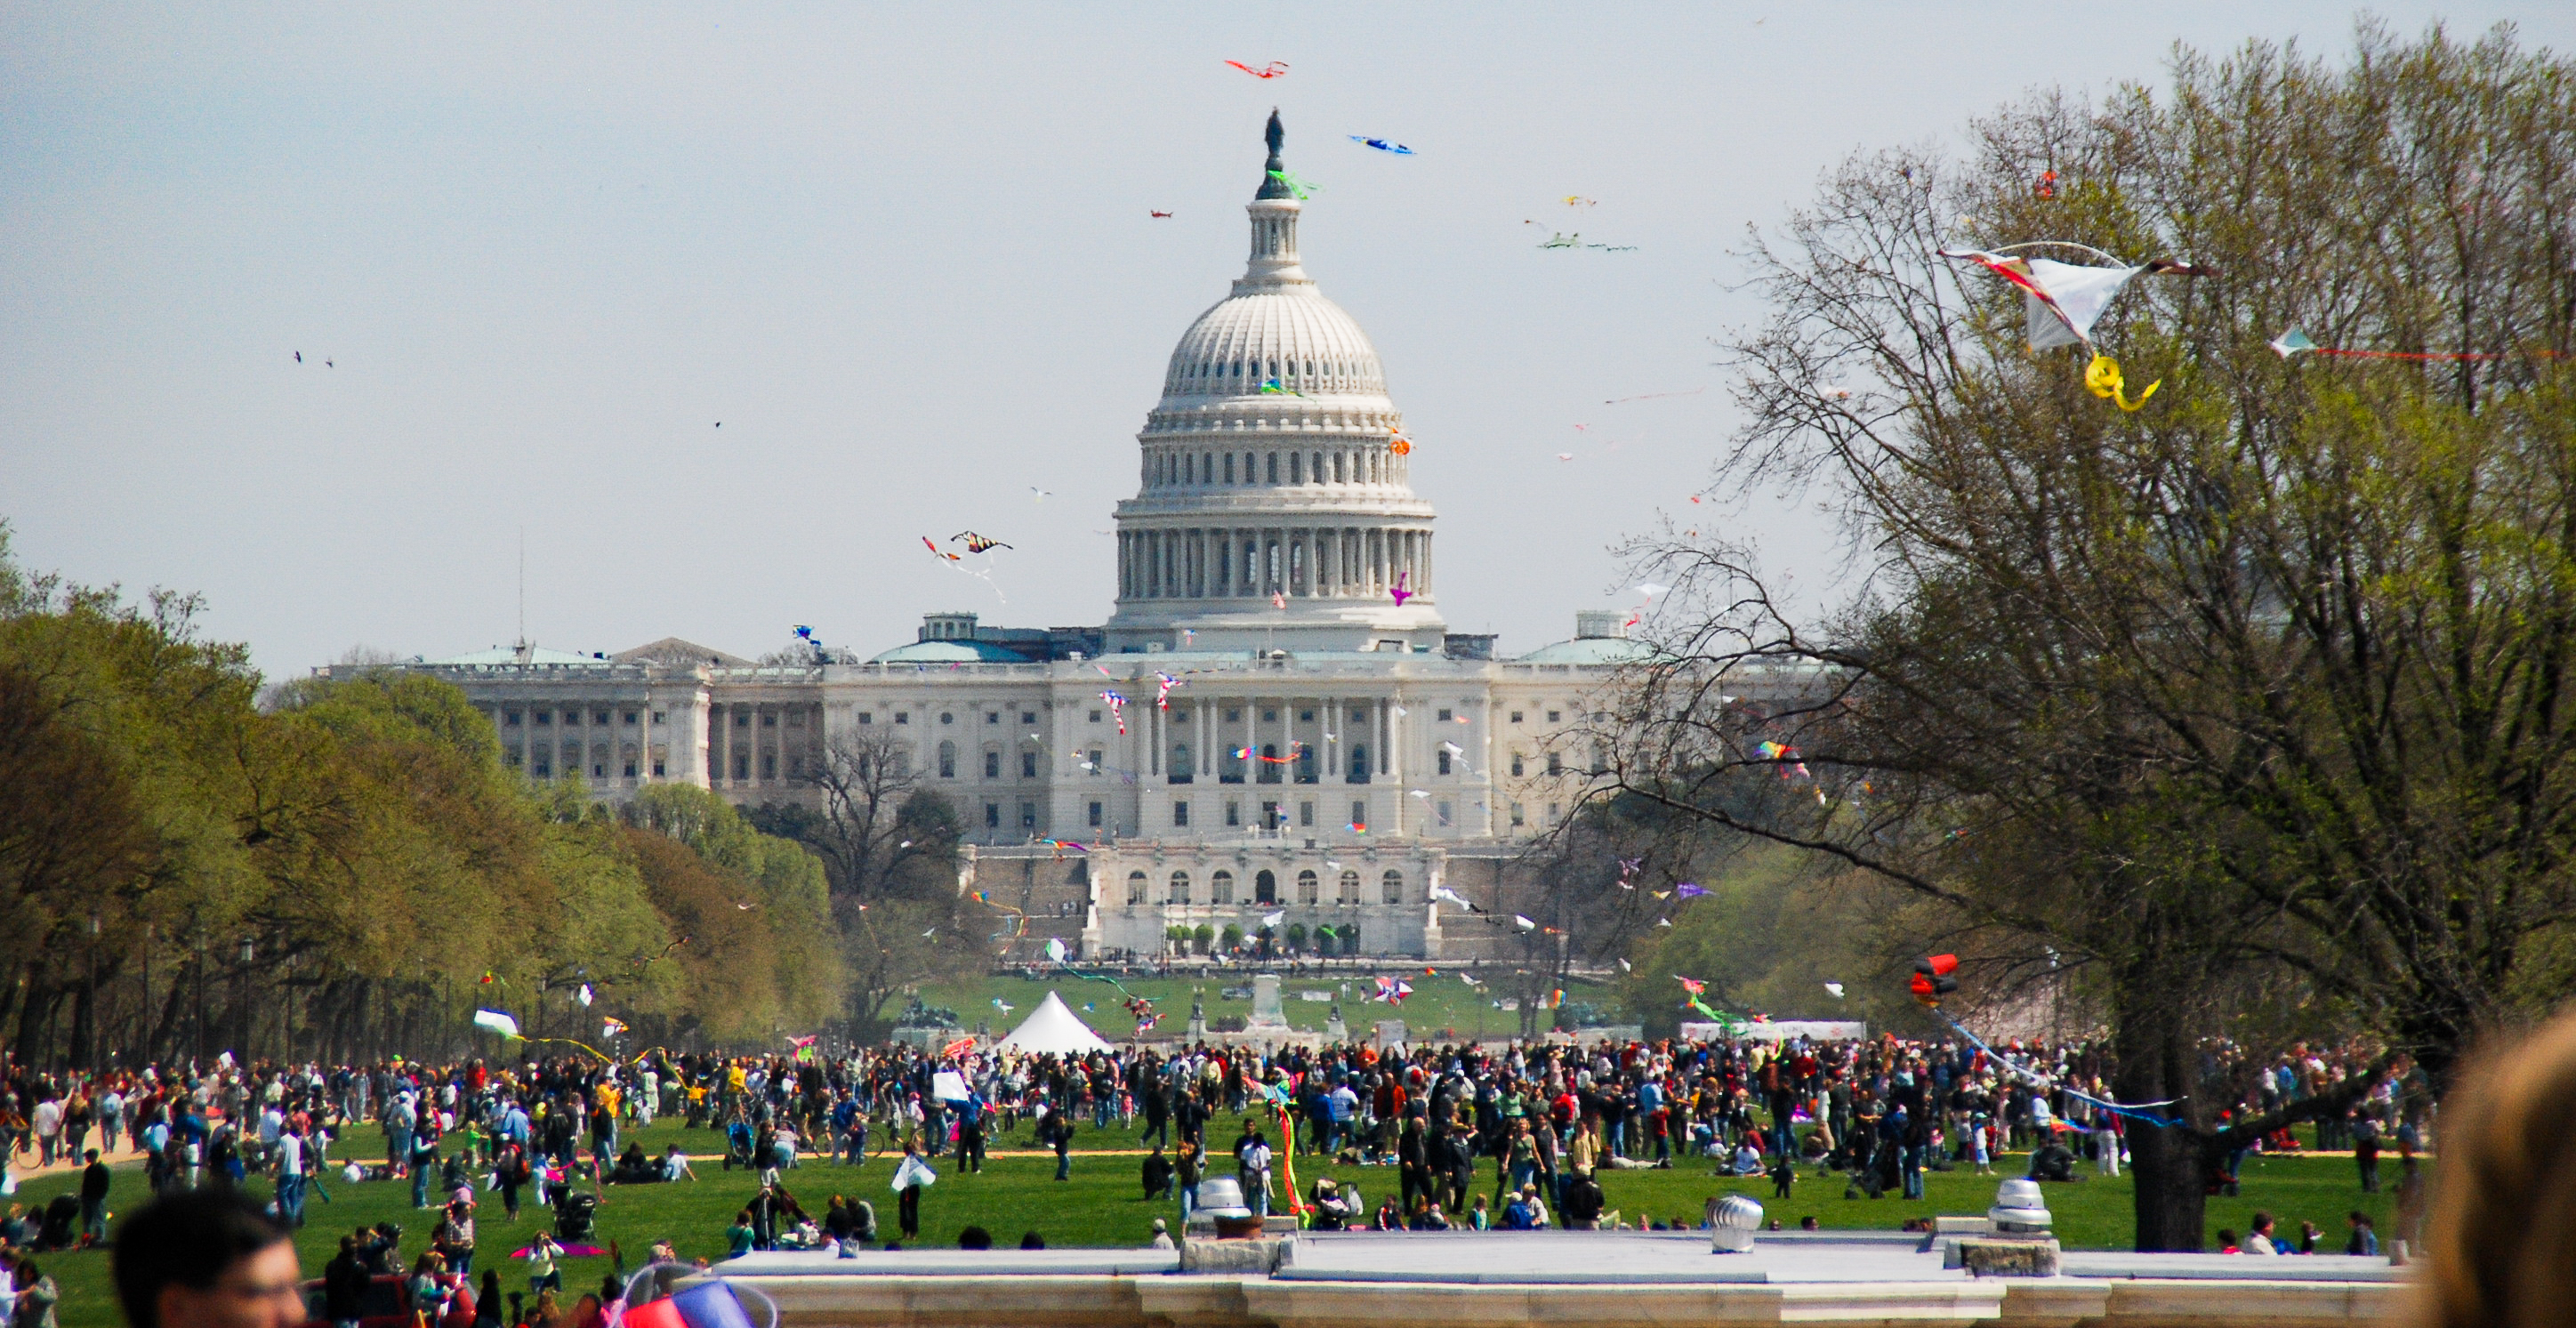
84;914;100;1070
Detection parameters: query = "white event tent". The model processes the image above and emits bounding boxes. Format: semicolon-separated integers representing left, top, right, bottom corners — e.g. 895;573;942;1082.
995;991;1115;1053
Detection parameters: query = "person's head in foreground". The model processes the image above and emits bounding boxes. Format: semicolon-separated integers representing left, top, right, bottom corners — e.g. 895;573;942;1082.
2411;1005;2576;1328
112;1190;302;1328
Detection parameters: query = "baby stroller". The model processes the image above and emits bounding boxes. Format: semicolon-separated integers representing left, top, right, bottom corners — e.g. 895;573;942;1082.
721;1119;756;1171
553;1189;599;1242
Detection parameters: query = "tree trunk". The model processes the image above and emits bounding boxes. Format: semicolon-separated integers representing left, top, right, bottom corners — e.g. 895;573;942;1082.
2114;992;2209;1251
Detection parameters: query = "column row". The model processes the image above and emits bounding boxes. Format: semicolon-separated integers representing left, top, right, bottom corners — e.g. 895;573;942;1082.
1117;526;1433;601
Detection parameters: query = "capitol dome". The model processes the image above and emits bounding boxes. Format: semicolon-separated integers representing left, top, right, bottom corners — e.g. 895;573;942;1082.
1104;111;1445;656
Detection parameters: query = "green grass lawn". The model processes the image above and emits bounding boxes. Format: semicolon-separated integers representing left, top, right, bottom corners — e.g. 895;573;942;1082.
16;1110;2401;1328
914;969;1596;1042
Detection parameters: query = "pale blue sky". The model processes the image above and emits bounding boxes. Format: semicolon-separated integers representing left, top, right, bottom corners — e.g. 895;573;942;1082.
4;4;2564;676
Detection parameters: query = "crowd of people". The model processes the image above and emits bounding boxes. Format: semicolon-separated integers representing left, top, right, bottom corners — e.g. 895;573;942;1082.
0;1021;2427;1328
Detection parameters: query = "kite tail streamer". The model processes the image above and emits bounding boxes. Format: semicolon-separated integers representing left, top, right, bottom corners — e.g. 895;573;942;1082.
1687;997;1750;1032
1930;1009;2182;1126
2084;355;2158;412
520;1035;616;1065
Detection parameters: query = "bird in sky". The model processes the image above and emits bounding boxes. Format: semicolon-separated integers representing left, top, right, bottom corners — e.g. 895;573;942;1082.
1030;487;1053;500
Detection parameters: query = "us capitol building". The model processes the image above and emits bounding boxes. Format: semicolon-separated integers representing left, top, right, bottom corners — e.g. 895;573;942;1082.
344;116;1799;962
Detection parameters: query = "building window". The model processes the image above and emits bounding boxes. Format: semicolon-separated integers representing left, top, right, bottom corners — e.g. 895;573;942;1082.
535;712;552;727
564;712;580;728
786;710;805;728
1437;708;1452;722
1547;710;1561;724
1295;745;1317;785
1171;801;1189;827
896;712;910;724
1299;800;1314;826
1338;870;1359;904
1089;801;1104;828
654;710;668;725
1348;745;1370;783
1547;752;1564;776
1510;753;1525;777
624;760;639;778
761;712;776;728
1549;802;1562;822
1255;870;1276;905
938;742;957;778
1019;801;1036;828
1021;751;1038;778
1090;709;1102;723
1225;801;1241;827
985;802;1001;828
1261;800;1282;830
986;712;1000;725
503;748;523;767
1509;711;1523;724
1127;871;1147;905
858;712;873;725
1257;744;1282;785
1169;872;1190;905
1266;453;1278;483
1225;708;1242;722
1437;801;1453;827
1261;708;1277;722
1299;708;1314;721
761;755;777;779
1381;870;1404;905
733;755;749;780
1298;870;1319;904
1088;749;1104;773
941;712;954;725
983;751;1001;779
1510;802;1525;826
1212;870;1235;904
533;759;551;777
503;712;521;727
1224;454;1236;483
1350;801;1367;830
1021;711;1037;725
733;713;748;728
787;755;804;777
1437;750;1453;775
1170;743;1193;783
654;756;668;777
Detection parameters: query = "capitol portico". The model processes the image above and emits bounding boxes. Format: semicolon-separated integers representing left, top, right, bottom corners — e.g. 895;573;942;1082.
344;115;1812;962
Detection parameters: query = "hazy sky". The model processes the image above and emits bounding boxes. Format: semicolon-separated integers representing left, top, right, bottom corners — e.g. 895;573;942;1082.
6;4;2565;679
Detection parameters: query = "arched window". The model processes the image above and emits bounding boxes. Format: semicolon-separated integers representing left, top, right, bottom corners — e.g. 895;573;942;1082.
1168;871;1190;905
1339;870;1360;905
1254;870;1277;905
1381;870;1404;905
938;741;956;778
1169;743;1193;784
1296;744;1317;785
1127;871;1148;905
1297;870;1319;904
1258;743;1283;785
1212;870;1236;904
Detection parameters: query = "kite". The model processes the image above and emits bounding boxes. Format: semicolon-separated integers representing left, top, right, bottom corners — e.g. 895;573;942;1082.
1557;452;1574;462
1225;60;1288;78
1266;168;1321;199
1388;431;1413;455
1604;387;1704;405
1756;740;1810;779
1260;910;1285;929
1616;958;1631;972
951;531;1012;554
1512;914;1537;931
479;970;500;986
1099;690;1129;734
576;983;594;1008
1655;917;1673;928
1260;377;1306;396
1408;789;1429;799
993;999;1014;1014
1154;672;1184;709
1909;954;1960;1007
473;1010;522;1039
1044;938;1068;962
1030;487;1054;500
1538;232;1582;249
1675;975;1707;996
1563;196;1597;207
2033;169;2058;201
1034;837;1091;859
787;1034;817;1050
1390;573;1413;607
1271;592;1286;608
1823;982;1844;998
1429;885;1482;913
1938;244;2214;410
1148;212;1171;219
2266;327;2545;362
1349;136;1415;155
1372;975;1413;1004
1673;882;1708;899
922;536;961;561
600;1017;628;1038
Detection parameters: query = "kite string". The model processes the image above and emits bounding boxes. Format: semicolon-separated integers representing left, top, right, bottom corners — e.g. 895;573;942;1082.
1931;1008;2182;1126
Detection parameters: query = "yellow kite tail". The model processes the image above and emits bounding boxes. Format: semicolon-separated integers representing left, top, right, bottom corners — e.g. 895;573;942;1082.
2085;354;2160;412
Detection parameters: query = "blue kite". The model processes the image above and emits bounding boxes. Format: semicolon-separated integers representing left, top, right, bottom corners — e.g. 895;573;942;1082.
1348;136;1415;155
